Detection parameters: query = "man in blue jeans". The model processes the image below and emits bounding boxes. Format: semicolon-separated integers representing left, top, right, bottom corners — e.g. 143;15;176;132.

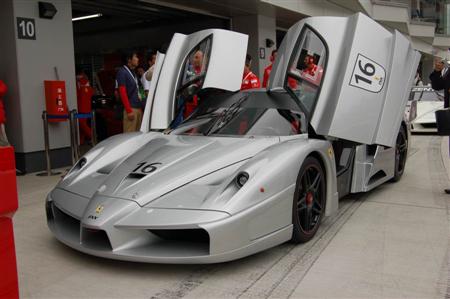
116;51;143;132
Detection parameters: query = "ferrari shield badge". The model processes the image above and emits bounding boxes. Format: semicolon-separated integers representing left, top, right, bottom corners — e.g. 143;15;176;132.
95;204;104;214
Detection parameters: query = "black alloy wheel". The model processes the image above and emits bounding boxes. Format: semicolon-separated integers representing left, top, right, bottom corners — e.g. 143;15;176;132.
292;156;326;243
392;126;407;182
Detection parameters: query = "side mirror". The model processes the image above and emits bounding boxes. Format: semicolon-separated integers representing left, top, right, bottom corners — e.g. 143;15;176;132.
185;84;200;97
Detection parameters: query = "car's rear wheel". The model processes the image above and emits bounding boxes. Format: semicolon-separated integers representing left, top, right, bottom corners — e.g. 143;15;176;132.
291;156;326;243
391;126;407;182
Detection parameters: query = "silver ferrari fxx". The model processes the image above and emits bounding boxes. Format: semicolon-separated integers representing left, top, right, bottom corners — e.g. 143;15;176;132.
46;13;420;263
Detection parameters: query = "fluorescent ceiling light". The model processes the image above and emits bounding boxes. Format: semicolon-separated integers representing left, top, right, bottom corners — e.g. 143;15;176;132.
72;13;102;22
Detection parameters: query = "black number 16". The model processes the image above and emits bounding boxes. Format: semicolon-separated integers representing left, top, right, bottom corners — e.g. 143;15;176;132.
132;162;162;174
355;60;375;85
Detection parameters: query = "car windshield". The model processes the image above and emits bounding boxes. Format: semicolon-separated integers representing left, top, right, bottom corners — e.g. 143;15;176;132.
420;91;443;101
409;87;444;102
170;90;307;137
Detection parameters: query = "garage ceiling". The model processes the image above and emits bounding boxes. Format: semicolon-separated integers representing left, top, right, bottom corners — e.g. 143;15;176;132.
72;0;306;35
72;0;217;36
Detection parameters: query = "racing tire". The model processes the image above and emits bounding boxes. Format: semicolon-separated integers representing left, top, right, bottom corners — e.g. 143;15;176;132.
391;126;407;182
291;156;326;243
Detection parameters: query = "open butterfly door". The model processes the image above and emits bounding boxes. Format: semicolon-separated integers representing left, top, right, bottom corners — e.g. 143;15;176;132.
268;13;420;147
141;29;248;132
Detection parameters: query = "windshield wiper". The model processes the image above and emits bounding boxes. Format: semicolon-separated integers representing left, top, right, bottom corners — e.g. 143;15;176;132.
203;95;249;136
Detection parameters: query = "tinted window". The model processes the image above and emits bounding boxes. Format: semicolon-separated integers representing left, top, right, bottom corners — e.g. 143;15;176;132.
286;28;327;113
172;36;212;125
179;37;212;88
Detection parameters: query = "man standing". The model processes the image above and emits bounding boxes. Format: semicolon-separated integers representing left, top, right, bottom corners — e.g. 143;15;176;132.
116;51;143;132
183;50;204;118
429;59;450;108
262;49;277;88
192;50;204;75
143;51;157;97
430;59;450;194
76;68;94;144
241;54;261;90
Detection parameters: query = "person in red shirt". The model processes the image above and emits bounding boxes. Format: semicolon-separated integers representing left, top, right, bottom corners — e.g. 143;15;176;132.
262;49;297;89
241;54;261;90
262;50;277;88
300;54;323;86
76;68;94;144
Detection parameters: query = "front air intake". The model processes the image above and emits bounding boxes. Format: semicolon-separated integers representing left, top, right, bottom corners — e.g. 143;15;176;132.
81;227;112;251
149;229;209;243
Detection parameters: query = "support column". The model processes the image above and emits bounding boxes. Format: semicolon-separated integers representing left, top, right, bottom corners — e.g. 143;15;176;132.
232;14;276;80
0;0;76;173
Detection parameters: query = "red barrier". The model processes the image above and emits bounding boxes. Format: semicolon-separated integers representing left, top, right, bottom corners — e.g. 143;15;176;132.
0;146;19;299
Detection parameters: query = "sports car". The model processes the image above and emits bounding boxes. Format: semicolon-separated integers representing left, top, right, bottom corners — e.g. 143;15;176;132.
46;13;420;263
409;86;444;133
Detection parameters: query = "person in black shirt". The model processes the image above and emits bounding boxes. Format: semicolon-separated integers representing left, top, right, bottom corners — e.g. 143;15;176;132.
429;59;450;108
429;59;450;194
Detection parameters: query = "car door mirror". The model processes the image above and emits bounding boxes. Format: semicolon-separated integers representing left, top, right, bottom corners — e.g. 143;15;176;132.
186;84;200;97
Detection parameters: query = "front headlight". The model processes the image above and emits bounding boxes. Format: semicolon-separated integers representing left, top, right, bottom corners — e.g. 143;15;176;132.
235;172;249;188
79;157;87;168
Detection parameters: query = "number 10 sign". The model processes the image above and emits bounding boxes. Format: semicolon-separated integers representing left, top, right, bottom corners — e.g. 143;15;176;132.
349;54;386;93
17;17;36;40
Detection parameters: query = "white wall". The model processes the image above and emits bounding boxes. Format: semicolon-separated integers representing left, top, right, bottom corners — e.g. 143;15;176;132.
232;14;276;80
261;0;351;17
257;15;276;80
0;0;76;153
232;14;260;76
0;0;23;150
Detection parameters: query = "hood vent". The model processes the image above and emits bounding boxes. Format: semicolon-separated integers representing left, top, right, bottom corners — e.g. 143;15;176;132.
115;173;147;192
127;173;146;180
97;162;117;175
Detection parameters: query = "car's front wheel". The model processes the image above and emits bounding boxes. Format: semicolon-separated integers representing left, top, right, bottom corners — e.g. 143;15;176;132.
391;125;407;182
291;156;326;243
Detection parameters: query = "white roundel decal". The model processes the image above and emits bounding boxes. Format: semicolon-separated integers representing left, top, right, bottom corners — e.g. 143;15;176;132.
349;54;386;93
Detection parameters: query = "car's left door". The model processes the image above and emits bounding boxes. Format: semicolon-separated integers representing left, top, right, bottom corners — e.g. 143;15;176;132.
140;29;248;132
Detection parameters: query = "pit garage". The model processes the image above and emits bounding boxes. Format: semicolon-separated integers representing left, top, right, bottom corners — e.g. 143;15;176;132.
0;1;449;298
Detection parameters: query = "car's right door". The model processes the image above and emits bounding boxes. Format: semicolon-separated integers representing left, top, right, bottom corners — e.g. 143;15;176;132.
268;13;420;147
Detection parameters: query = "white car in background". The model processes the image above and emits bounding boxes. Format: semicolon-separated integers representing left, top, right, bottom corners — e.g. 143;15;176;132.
409;86;444;133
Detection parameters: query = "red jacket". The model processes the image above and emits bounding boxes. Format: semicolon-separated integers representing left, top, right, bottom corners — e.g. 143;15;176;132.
263;64;299;89
76;75;94;113
262;65;272;88
241;71;261;90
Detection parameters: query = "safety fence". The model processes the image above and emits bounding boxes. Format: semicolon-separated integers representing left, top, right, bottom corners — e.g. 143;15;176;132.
37;110;97;176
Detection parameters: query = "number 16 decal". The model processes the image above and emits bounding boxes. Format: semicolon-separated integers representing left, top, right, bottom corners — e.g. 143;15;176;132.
132;162;162;175
350;54;386;93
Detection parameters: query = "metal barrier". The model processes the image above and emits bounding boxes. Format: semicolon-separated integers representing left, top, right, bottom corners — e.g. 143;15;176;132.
36;111;65;176
37;110;97;176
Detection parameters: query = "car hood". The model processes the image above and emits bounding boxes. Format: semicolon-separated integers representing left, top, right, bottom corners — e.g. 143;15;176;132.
61;134;279;207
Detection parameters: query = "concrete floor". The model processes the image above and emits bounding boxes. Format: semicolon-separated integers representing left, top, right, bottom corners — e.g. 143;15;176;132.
14;135;450;298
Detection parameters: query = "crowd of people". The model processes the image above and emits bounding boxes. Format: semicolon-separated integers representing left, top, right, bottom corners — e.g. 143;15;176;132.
76;49;283;141
75;44;340;145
